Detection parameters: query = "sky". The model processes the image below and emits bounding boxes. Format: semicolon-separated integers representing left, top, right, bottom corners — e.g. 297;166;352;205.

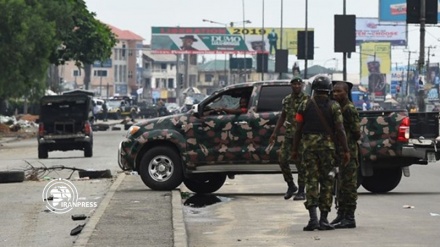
84;0;440;75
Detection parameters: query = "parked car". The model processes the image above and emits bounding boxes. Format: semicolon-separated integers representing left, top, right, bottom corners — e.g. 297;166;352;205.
38;93;94;158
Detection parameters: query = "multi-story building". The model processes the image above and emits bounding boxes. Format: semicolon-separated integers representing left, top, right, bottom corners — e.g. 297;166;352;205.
141;47;179;103
58;24;143;98
140;46;199;104
197;57;279;95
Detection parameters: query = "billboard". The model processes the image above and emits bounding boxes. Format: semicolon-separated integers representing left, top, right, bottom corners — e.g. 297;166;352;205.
379;0;440;22
151;27;312;55
360;42;392;100
356;18;407;46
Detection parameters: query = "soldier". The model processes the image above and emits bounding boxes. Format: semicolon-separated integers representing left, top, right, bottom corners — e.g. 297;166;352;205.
330;81;361;229
270;77;309;200
292;76;350;231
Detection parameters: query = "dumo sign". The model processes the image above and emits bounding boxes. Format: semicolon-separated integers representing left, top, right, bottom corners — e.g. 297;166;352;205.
151;26;312;55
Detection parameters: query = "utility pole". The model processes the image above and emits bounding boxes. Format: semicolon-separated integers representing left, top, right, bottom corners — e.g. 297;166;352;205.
417;0;426;111
405;50;416;97
261;0;265;81
342;0;347;81
304;0;308;79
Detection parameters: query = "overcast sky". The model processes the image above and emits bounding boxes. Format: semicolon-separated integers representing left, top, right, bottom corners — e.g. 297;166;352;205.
84;0;440;74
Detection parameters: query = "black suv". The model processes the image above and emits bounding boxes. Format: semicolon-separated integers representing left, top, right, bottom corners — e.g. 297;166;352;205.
37;91;94;158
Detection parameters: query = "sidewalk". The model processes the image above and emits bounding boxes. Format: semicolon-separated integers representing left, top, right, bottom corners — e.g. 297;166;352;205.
73;173;187;247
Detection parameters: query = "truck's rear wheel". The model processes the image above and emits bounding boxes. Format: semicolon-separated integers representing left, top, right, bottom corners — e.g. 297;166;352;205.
183;174;226;194
84;143;93;157
38;146;48;159
139;146;183;190
361;167;402;193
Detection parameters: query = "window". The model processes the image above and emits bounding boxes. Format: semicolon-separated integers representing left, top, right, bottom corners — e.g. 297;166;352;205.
114;66;118;82
205;74;214;82
161;63;167;70
94;70;107;77
73;70;81;77
155;78;160;88
205;87;253;112
128;71;133;79
144;62;150;69
167;78;174;88
256;85;291;112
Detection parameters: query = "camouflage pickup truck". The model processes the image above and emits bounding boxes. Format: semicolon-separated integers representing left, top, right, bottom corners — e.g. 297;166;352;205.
118;80;440;194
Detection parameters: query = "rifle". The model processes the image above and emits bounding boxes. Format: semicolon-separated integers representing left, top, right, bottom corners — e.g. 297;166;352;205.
329;166;340;209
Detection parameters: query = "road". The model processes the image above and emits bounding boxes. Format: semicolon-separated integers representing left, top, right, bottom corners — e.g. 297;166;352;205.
0;127;126;247
181;164;440;247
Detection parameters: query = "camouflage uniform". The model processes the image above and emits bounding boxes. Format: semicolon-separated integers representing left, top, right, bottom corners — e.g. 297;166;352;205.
297;98;344;212
279;92;308;186
337;101;360;215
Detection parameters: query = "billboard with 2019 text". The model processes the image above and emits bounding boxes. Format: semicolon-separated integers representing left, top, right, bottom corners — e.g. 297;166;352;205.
151;26;312;55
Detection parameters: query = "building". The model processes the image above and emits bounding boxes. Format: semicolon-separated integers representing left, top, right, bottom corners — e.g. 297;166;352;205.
197;57;279;95
58;24;144;98
141;47;179;103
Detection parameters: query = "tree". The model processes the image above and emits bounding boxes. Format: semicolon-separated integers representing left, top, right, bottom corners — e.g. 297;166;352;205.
0;0;56;114
0;0;116;114
53;0;117;90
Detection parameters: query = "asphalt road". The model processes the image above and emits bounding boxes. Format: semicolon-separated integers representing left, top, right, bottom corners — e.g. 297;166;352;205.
0;126;127;247
180;165;440;247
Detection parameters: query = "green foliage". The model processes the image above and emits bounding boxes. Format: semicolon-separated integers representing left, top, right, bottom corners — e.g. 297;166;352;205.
0;0;117;100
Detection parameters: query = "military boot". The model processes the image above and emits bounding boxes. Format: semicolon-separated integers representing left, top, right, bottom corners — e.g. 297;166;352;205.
284;181;298;200
330;210;345;225
293;185;305;201
303;206;319;231
335;212;356;229
319;211;335;230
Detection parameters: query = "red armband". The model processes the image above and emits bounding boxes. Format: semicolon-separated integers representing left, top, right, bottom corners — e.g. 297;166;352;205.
295;113;304;122
240;107;247;113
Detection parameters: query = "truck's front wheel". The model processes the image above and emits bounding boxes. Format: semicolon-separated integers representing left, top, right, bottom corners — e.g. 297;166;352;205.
361;167;402;193
183;174;226;194
139;147;183;190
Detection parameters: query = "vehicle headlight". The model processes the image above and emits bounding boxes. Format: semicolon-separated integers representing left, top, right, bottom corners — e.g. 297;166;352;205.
127;125;140;137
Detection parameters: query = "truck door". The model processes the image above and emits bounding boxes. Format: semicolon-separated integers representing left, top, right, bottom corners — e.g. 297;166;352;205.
192;88;252;164
249;84;291;163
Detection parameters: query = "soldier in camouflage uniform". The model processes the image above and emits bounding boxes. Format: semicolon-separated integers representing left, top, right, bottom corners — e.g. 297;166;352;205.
270;77;309;200
292;76;350;231
330;81;361;229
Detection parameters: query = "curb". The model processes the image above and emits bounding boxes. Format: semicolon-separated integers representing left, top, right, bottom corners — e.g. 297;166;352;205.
72;172;126;247
173;189;188;247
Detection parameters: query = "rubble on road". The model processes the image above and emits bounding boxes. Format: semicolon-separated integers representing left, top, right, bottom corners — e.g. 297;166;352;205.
0;114;39;140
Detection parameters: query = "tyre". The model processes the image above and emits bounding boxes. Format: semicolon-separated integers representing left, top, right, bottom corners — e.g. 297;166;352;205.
38;145;48;159
183;174;227;194
0;171;25;183
78;169;112;179
84;143;93;157
138;146;183;191
361;167;402;193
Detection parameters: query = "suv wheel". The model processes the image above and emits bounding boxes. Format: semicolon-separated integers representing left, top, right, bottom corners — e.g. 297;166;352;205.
139;146;183;191
183;174;227;194
38;146;48;159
